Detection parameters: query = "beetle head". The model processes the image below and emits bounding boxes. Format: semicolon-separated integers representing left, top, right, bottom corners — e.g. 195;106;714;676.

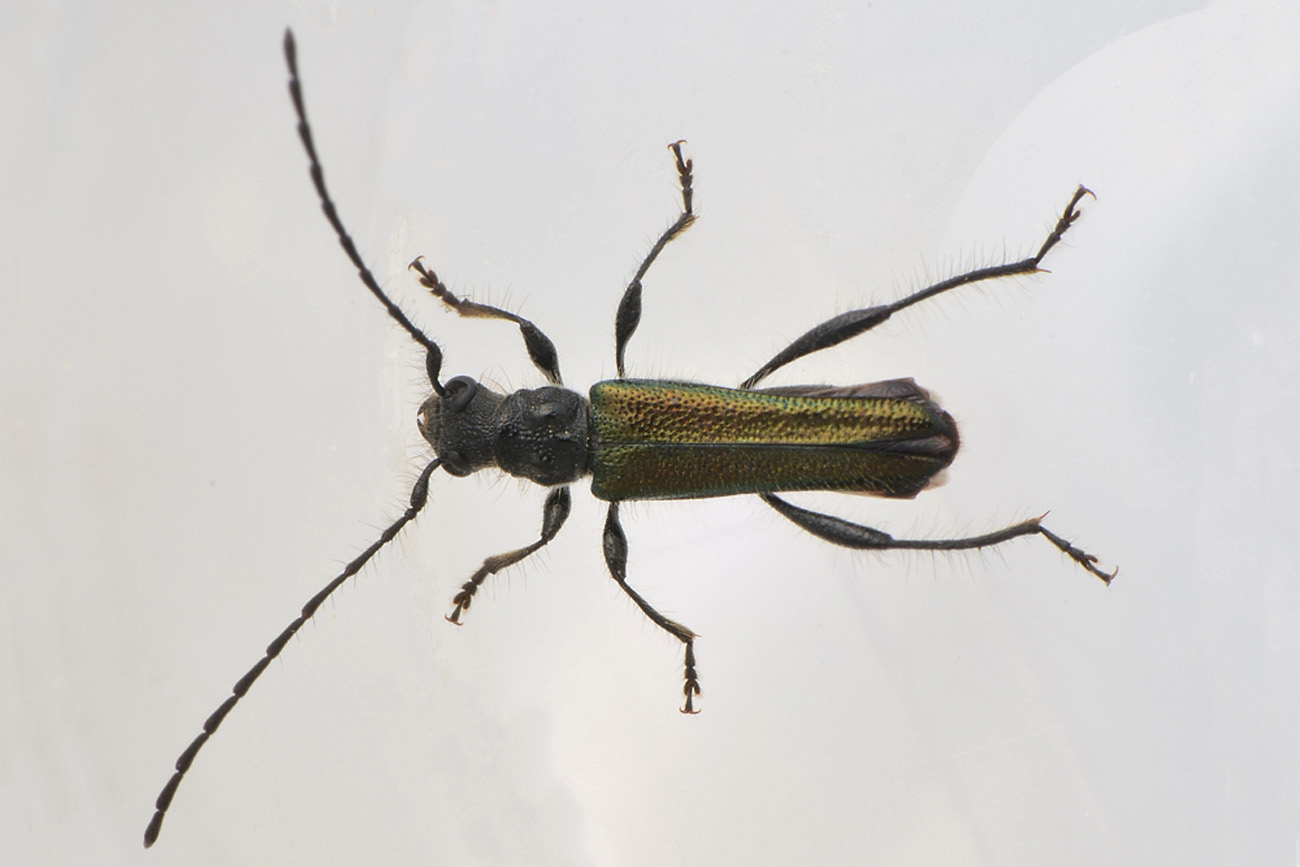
419;376;589;486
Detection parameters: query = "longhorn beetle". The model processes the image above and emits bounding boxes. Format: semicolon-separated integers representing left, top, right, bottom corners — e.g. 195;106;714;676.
144;29;1115;848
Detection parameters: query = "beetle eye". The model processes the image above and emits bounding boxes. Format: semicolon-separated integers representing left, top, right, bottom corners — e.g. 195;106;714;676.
446;376;478;412
441;450;473;476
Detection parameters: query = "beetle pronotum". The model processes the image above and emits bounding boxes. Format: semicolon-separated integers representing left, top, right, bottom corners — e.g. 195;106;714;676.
144;29;1114;848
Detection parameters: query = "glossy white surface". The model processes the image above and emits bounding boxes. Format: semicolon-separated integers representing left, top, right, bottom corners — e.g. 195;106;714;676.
5;1;1298;864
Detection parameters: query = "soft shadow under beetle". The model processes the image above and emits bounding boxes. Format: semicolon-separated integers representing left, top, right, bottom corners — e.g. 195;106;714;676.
143;29;1114;848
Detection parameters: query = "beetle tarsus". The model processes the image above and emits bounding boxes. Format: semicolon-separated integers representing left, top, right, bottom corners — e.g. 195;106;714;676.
1037;525;1116;585
680;641;702;714
446;588;474;623
1031;184;1094;267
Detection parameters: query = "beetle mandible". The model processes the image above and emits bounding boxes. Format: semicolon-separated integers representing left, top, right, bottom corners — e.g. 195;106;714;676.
144;29;1114;848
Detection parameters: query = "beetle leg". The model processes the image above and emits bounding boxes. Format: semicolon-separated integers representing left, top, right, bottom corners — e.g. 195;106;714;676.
446;486;573;623
761;493;1115;584
741;185;1094;388
614;141;698;378
407;256;564;386
602;503;702;713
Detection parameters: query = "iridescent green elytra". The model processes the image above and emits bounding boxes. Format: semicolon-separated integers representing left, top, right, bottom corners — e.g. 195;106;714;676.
589;379;957;501
144;31;1115;848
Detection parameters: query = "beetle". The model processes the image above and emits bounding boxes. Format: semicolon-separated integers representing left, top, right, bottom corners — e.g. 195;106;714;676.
144;29;1114;848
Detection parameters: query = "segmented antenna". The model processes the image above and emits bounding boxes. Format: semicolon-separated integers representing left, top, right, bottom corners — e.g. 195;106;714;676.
283;29;447;395
144;29;447;848
143;460;439;847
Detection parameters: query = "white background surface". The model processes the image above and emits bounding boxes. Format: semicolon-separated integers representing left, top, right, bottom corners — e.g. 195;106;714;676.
5;1;1300;864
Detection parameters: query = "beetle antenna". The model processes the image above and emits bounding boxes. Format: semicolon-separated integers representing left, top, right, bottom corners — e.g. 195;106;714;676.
283;29;446;395
143;459;441;847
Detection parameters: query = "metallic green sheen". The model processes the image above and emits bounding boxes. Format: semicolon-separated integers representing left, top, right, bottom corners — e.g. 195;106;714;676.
588;379;958;501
